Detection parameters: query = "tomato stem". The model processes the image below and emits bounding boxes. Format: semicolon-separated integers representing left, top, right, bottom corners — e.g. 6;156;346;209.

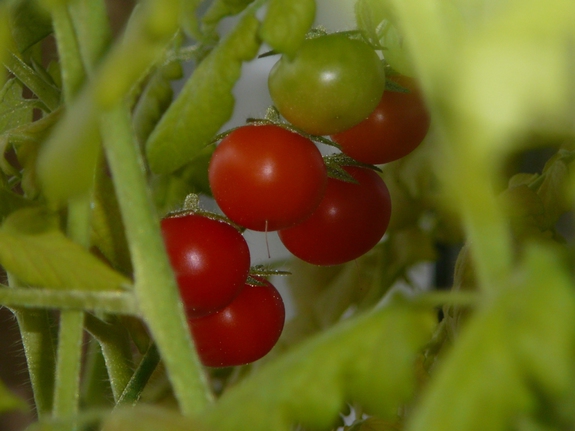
100;103;213;415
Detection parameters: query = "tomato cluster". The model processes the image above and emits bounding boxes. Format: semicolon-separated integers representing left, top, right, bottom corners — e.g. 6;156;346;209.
161;213;285;368
161;32;430;368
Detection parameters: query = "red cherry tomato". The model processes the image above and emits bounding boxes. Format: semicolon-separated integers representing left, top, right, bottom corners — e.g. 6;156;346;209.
331;76;430;164
188;278;285;367
161;213;250;318
278;166;392;266
208;124;327;231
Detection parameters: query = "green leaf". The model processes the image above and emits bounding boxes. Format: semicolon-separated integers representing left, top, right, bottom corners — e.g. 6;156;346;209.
150;145;214;216
536;152;571;230
198;302;435;431
132;65;178;146
201;0;255;37
146;11;261;174
0;378;27;414
3;51;61;111
0;107;63;197
0;187;36;220
407;243;575;431
0;207;131;291
0;78;35;135
259;0;315;58
8;0;53;52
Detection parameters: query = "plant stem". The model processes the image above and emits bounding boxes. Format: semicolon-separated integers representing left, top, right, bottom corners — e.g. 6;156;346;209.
116;343;161;407
52;311;84;430
0;287;139;314
50;3;86;101
84;314;134;402
67;0;111;76
8;274;57;418
100;103;213;415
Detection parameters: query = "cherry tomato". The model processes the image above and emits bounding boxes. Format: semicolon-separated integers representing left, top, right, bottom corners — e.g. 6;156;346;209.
161;213;250;318
188;278;285;367
331;75;430;164
278;166;392;266
208;124;327;231
268;33;386;136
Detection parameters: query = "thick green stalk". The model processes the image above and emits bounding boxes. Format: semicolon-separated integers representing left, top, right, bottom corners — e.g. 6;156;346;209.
52;311;84;430
49;1;90;408
67;0;111;76
100;103;212;415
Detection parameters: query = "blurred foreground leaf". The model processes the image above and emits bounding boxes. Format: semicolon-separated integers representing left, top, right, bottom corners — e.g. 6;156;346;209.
198;301;435;431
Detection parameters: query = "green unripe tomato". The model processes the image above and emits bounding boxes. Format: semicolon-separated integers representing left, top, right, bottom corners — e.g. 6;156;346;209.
268;33;386;136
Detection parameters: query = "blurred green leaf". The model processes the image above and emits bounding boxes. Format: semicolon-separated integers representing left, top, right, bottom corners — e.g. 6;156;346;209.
146;11;260;174
198;302;435;431
259;0;315;58
0;378;27;414
345;417;401;431
101;405;204;431
8;0;53;53
0;207;131;291
201;0;255;37
355;0;415;75
408;243;575;431
0;187;36;220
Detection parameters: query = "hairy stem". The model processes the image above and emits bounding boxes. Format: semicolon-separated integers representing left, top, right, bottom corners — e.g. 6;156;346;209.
100;103;212;415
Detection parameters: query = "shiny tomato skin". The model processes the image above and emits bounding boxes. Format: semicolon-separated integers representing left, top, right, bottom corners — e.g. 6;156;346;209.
331;76;430;164
268;33;386;136
208;124;327;231
278;166;391;266
189;278;285;367
161;214;250;318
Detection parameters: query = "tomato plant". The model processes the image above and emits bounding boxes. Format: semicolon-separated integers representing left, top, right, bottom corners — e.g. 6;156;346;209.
1;1;575;431
188;277;285;368
268;32;386;136
331;75;431;164
208;124;327;231
161;213;251;318
279;166;392;265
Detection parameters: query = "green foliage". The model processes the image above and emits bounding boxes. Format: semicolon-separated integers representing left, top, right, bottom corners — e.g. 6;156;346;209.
1;0;575;430
197;302;435;431
409;244;575;431
0;379;27;414
7;0;52;53
0;207;131;291
259;0;316;58
146;11;260;174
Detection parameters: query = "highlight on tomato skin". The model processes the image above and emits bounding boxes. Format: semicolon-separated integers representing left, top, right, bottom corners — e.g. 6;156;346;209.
331;75;431;165
208;124;327;232
188;278;286;368
161;213;251;319
278;166;392;266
